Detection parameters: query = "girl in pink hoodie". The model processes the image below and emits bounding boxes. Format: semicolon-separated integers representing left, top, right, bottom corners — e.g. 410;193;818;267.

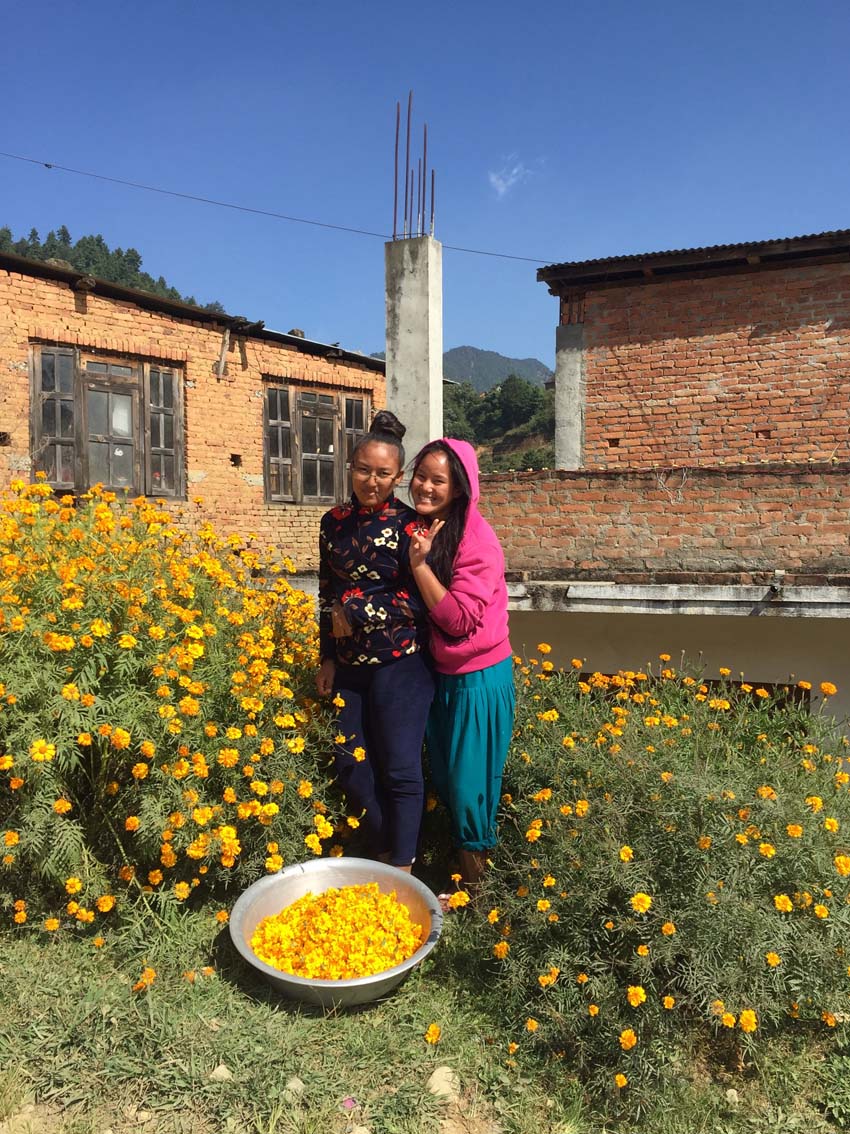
408;439;515;893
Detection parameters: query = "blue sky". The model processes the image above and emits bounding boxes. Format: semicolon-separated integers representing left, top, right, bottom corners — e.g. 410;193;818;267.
2;0;849;365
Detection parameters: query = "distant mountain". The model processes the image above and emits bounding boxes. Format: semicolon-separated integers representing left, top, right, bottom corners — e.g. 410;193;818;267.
442;346;552;391
370;346;553;392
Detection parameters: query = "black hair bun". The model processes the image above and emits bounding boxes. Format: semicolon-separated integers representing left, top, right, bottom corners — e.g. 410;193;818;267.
369;410;406;442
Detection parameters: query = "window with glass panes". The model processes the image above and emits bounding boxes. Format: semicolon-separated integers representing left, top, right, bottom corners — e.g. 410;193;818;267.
264;382;368;504
30;345;184;497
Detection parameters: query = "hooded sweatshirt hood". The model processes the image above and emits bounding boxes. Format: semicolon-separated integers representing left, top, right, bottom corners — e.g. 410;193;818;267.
439;438;480;508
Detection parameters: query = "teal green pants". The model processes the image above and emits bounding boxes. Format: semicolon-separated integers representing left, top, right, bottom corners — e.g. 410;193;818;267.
426;657;515;851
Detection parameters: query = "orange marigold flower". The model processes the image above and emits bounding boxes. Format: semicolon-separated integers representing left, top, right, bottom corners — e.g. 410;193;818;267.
619;1028;637;1050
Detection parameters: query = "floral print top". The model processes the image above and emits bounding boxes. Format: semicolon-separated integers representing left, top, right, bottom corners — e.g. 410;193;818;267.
318;494;429;667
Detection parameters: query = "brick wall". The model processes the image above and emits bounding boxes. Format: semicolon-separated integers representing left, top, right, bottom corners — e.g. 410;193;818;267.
479;463;850;581
0;266;385;569
577;263;850;468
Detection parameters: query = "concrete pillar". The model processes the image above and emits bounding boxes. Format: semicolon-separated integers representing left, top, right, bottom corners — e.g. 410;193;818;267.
554;322;584;469
384;236;443;467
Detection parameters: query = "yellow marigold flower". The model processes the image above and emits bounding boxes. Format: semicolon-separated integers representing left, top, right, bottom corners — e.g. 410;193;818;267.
614;1073;628;1089
821;681;838;697
297;780;313;798
619;1028;637;1051
815;904;829;919
44;918;60;932
636;944;649;957
806;795;824;813
759;842;776;858
53;798;72;815
65;877;83;895
125;816;140;832
351;746;366;762
525;1018;539;1033
834;854;850;877
630;892;652;914
424;1023;442;1045
663;995;676;1009
697;836;712;850
3;831;20;847
786;824;803;838
332;693;345;708
96;895;115;913
537;643;551;654
627;985;647;1008
492;940;510;960
739;1009;757;1032
588;1003;599;1016
30;739;56;762
174;882;191;901
824;817;839;833
576;972;589;984
536;898;551;912
132;966;157;993
148;870;163;886
721;1012;737;1028
619;845;634;862
575;799;589;817
661;921;676;936
304;833;322;855
118;634;138;649
448;890;471;910
131;763;149;780
77;732;92;747
774;893;793;912
766;952;781;967
111;728;131;751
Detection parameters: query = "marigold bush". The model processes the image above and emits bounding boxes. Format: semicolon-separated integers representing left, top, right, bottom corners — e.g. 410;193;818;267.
476;651;850;1111
0;480;340;933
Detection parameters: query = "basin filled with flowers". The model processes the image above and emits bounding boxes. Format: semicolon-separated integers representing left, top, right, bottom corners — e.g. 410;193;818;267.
229;857;443;1007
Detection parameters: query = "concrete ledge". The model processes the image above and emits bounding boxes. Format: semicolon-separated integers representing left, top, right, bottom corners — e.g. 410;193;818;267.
508;580;850;618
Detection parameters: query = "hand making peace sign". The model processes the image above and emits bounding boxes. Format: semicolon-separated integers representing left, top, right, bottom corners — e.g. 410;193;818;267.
409;518;444;569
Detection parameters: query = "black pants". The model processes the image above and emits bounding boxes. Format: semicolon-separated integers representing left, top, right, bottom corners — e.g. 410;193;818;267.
332;652;435;866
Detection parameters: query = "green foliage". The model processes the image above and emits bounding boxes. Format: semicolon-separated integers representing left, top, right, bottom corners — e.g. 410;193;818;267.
0;224;225;311
0;481;337;926
471;654;850;1113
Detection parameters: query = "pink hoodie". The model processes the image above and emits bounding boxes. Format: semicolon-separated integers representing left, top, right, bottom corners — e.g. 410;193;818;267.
420;439;513;675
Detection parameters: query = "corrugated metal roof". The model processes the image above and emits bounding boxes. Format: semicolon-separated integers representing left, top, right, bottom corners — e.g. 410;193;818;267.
539;227;850;278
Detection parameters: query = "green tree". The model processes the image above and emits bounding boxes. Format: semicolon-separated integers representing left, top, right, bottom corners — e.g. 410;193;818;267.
496;374;543;432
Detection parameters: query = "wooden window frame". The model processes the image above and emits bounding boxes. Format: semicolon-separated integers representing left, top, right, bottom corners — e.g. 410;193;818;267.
29;344;185;498
263;380;369;505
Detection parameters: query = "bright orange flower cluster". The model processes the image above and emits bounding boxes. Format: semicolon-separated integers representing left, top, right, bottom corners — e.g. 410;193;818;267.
250;883;424;980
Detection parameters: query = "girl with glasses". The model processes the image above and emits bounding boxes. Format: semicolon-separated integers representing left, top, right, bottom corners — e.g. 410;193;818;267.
316;411;433;872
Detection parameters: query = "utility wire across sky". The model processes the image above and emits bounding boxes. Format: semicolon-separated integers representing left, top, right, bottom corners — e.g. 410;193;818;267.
0;150;550;266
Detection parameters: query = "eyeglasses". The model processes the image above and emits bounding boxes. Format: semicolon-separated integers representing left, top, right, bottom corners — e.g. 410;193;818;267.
351;466;398;483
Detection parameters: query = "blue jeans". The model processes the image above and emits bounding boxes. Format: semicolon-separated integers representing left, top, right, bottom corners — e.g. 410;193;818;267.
333;652;434;865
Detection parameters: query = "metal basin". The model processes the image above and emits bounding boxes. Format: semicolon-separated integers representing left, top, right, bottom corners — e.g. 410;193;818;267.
229;857;443;1008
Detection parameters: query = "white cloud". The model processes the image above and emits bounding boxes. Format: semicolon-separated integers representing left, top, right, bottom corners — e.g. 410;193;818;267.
488;156;532;198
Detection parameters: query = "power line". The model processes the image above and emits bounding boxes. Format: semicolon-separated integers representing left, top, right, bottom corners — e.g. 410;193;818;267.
0;150;549;265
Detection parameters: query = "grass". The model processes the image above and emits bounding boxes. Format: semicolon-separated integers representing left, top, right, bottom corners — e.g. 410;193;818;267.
0;906;573;1134
1;903;843;1134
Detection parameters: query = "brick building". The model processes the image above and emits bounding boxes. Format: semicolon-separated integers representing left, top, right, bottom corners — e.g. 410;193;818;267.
0;251;385;568
485;229;850;716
